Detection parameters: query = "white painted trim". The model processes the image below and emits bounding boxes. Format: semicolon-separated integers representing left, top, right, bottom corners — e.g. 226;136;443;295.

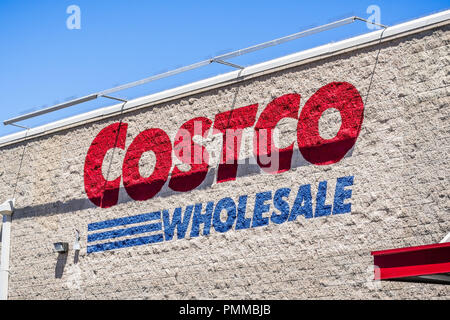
1;9;449;147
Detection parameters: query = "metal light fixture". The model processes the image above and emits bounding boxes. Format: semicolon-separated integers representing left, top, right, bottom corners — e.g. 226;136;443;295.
53;242;69;254
0;199;14;216
73;229;81;251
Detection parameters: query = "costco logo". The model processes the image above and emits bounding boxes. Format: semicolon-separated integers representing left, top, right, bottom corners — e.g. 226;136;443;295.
84;82;364;208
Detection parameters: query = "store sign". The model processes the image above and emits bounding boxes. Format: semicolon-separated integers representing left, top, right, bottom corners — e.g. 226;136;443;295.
87;176;354;253
84;82;364;208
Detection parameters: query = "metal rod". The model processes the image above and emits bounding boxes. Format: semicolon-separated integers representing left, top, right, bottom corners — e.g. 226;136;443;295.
212;59;245;70
98;60;212;96
213;16;357;61
354;17;388;29
4;16;377;127
3;94;98;126
100;95;128;103
8;123;30;130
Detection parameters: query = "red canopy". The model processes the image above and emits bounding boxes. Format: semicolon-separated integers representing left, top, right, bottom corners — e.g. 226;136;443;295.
371;242;450;284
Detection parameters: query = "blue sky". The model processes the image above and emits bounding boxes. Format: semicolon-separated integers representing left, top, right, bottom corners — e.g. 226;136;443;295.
0;0;448;138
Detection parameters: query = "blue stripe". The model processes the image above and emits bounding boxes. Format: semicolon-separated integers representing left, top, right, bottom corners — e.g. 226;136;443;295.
87;222;162;242
87;234;164;253
88;211;161;231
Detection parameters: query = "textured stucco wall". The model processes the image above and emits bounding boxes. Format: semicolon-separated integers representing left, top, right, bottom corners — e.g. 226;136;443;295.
0;22;448;300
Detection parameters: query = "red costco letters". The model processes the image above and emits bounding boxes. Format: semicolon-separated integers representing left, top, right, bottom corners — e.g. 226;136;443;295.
84;82;364;208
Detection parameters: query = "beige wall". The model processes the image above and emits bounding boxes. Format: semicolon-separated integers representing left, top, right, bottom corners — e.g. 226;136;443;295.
0;22;448;300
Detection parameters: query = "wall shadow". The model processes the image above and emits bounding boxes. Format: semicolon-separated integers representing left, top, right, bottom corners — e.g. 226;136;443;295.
55;252;68;279
74;250;80;264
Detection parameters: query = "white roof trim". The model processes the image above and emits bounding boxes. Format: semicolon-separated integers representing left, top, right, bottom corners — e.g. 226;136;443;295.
1;9;449;147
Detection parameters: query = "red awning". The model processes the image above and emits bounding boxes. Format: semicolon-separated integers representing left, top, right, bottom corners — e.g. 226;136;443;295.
371;242;450;284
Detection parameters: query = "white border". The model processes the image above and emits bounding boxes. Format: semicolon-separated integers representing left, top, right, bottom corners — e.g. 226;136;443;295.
1;10;449;147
